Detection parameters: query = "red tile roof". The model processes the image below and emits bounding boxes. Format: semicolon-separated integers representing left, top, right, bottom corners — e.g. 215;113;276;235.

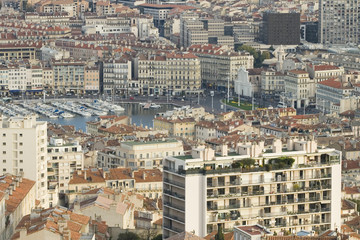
0;174;35;215
318;79;353;89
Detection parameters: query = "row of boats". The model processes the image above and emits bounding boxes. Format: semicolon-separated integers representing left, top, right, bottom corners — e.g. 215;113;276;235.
139;102;162;109
0;100;125;118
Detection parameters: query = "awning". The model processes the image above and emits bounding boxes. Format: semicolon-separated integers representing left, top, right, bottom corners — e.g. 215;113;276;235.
26;90;43;92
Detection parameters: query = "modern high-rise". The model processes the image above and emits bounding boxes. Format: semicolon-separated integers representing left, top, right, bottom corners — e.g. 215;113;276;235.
261;13;300;45
0;115;48;207
163;138;341;238
318;0;360;44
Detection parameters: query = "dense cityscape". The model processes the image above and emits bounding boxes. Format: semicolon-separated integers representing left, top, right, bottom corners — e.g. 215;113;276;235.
0;0;359;239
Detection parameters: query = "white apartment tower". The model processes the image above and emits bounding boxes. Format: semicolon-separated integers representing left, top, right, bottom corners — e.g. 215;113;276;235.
163;138;341;238
0;115;48;207
319;0;360;44
47;137;84;194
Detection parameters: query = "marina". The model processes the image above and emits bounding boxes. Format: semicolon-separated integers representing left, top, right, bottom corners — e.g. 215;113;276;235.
0;99;173;132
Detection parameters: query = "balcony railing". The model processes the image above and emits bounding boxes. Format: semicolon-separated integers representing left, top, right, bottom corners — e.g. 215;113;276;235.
163;224;183;233
164;202;185;211
164;213;185;223
164;178;185;188
164;189;185;200
207;204;241;211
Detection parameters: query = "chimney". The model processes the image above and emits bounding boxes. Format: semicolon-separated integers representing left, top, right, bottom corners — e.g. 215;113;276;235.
58;219;66;233
74;200;81;212
19;227;27;239
93;223;98;233
11;183;16;192
142;172;146;180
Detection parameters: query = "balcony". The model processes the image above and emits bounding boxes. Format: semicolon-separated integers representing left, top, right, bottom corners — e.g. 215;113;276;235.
207;204;241;211
163;224;183;233
164;189;185;200
164;213;185;223
207;180;242;188
164;202;185;212
164;178;185;188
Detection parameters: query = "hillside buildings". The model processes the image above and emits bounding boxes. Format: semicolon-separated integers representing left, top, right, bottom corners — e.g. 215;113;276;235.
163;138;341;238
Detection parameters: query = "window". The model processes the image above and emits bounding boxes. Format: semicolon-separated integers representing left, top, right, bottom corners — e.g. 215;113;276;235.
2;151;5;154
2;134;5;137
19;142;23;146
2;160;5;163
2;169;6;172
19;151;23;155
20;160;23;163
19;134;22;137
20;169;23;172
2;143;5;146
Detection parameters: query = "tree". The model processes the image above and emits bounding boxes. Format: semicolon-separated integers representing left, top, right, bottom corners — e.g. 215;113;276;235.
152;234;162;240
236;45;271;68
117;232;140;240
215;226;225;240
242;158;255;169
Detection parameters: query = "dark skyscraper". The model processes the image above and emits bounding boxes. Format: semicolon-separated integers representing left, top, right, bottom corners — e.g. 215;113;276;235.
262;12;300;45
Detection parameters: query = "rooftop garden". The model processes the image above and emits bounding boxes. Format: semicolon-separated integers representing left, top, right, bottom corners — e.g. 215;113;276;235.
179;156;296;175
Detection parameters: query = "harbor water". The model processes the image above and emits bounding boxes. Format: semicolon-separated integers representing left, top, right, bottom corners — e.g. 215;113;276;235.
38;103;174;132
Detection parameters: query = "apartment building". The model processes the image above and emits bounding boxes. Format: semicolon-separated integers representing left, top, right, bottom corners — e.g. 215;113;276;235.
163;138;341;238
42;67;53;92
140;4;194;36
0;174;36;240
181;20;208;48
0;43;41;61
284;70;315;108
25;12;71;26
6;64;27;93
318;0;360;44
188;44;254;90
84;66;99;93
37;0;89;17
0;115;48;207
102;57;132;95
52;60;85;94
202;19;225;37
261;69;285;96
306;64;344;83
134;52;201;96
67;168;162;202
28;66;43;91
47;137;84;193
316;79;354;114
97;140;183;169
233;24;256;43
154;117;197;140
